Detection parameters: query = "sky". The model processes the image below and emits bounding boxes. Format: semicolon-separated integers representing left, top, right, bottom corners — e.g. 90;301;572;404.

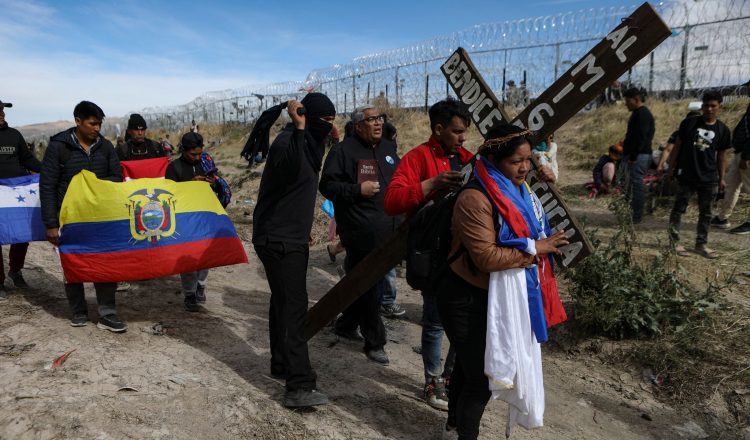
1;0;633;126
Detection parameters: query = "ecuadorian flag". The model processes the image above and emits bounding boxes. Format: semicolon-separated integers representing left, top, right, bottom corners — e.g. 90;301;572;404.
58;170;248;283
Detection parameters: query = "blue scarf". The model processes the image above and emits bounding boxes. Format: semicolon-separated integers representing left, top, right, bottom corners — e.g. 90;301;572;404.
474;156;550;342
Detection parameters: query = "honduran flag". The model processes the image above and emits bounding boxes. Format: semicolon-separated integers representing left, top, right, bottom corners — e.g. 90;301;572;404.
120;157;169;180
58;170;247;283
0;174;47;245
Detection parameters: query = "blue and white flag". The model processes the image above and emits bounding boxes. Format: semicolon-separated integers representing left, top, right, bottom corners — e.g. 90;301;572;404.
0;174;46;245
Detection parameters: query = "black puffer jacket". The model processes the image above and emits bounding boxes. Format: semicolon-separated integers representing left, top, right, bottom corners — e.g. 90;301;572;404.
0;122;41;179
319;134;403;252
39;128;121;228
116;138;165;161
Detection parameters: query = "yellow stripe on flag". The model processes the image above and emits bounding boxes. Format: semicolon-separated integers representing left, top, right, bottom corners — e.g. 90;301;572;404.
60;170;227;226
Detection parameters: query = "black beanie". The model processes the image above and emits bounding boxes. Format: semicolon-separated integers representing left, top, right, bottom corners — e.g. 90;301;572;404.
300;93;335;119
128;113;147;130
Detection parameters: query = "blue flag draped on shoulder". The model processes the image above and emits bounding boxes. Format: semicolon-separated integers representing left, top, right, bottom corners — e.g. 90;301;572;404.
0;174;46;245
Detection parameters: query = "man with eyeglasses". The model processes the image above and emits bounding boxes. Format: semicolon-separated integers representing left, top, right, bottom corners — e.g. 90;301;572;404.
253;92;336;408
319;105;402;366
116;113;166;161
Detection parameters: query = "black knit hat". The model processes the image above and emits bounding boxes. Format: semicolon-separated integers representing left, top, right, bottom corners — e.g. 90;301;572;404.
181;132;204;149
300;93;335;119
127;113;147;130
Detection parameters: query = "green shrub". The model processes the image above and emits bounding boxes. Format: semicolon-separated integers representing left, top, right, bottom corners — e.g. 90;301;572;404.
565;198;722;339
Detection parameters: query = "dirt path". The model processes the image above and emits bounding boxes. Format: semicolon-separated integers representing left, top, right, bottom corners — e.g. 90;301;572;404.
0;231;732;439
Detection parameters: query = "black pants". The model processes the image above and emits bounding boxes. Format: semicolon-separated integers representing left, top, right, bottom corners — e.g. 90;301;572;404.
436;269;491;440
334;247;387;351
65;282;117;317
669;181;716;245
255;241;317;392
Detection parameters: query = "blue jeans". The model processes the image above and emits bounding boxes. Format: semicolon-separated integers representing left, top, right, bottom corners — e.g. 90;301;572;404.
422;291;455;380
628;153;651;221
379;268;397;306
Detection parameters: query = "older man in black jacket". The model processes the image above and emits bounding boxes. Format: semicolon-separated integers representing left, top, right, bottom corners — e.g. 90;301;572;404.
0;100;42;298
319;105;402;366
40;101;126;332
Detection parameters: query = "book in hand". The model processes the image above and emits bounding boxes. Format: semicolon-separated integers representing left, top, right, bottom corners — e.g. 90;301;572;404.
357;159;378;184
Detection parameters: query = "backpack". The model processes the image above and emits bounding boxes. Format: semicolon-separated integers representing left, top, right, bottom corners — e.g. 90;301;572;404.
406;180;493;291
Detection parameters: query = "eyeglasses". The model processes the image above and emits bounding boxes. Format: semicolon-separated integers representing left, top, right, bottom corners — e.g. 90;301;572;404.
361;115;385;124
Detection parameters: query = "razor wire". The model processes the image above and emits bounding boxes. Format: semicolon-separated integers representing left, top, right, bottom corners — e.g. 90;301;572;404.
140;0;750;129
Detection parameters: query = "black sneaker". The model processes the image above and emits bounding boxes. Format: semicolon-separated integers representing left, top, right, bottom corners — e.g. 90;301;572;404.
8;271;29;288
710;216;731;229
380;303;406;318
97;314;128;332
365;348;390;365
184;295;200;312
730;221;750;235
195;285;206;304
0;284;8;301
70;313;88;327
283;389;328;408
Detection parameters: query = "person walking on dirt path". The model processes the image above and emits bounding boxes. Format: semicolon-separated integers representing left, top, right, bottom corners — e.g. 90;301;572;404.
39;101;127;332
116;114;166;161
319;105;402;366
0;99;42;299
622;87;655;224
166;132;217;312
667;91;731;258
435;124;568;439
252;93;336;409
342;115;406;318
384;98;474;412
711;79;750;235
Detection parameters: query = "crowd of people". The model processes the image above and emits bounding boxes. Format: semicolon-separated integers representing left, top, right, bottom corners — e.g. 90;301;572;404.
1;82;749;439
590;84;750;259
1;101;226;330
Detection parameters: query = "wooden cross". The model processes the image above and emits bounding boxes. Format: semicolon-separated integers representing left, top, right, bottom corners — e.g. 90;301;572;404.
304;2;671;340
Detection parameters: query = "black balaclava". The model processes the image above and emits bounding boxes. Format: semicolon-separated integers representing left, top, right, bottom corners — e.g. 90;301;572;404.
300;92;336;171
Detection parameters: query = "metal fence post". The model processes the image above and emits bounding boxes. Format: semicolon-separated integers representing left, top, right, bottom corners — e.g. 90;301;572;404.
680;25;691;97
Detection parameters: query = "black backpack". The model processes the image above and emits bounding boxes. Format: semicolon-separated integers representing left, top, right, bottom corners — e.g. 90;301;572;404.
406;180;493;291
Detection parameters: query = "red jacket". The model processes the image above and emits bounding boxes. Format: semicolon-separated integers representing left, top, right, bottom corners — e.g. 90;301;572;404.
384;135;474;217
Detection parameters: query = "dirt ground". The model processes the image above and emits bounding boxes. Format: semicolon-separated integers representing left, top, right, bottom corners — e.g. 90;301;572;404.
3;110;750;439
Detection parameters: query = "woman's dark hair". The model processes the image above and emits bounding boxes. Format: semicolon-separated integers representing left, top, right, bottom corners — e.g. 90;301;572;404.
478;125;532;161
73;101;105;120
428;98;471;133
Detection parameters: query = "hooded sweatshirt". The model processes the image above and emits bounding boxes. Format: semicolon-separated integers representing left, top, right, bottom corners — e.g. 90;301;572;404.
0;122;41;179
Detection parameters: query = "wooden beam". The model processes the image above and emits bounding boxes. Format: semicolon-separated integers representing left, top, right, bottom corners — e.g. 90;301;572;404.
304;2;671;340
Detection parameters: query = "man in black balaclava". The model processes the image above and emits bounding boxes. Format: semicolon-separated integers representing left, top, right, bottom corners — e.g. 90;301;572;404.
252;93;335;409
116;113;165;161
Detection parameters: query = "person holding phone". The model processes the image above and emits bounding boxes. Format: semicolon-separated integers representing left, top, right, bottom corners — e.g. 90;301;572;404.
384;98;474;414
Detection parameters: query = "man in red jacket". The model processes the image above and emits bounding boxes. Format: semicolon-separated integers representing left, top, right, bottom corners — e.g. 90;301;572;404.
384;98;474;412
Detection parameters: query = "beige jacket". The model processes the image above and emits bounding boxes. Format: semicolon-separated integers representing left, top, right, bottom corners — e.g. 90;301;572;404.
449;189;535;289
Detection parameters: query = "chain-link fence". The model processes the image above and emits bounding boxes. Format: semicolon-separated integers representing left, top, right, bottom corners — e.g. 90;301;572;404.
141;0;750;128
